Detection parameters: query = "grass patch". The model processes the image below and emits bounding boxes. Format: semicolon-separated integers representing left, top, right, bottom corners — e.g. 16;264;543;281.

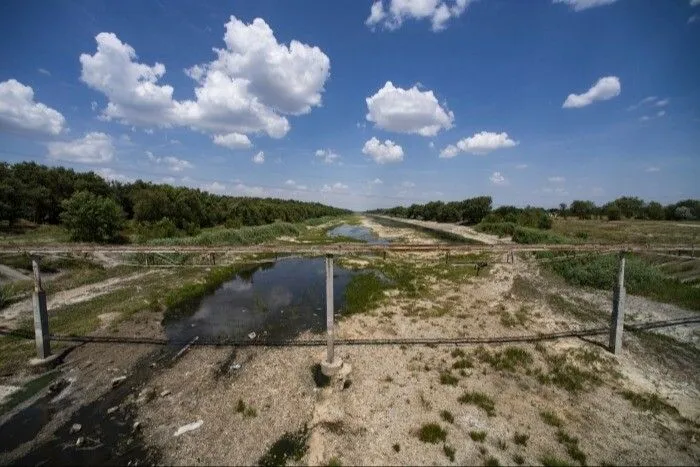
150;222;303;246
451;348;466;358
476;346;533;372
458;391;495;416
540;410;564;428
476;223;574;244
342;272;387;315
0;370;60;415
452;357;473;369
499;306;530;328
513;454;525;465
484;456;501;466
540;454;573;467
312;364;331;388
392;443;400;452
327;456;342;467
470;430;487;442
544;354;601;394
545;294;604;324
443;444;456;462
620;390;679;416
440;410;455;424
235;399;257;418
513;432;529;446
417;423;447;444
258;426;309;467
556;430;587;466
439;371;459;386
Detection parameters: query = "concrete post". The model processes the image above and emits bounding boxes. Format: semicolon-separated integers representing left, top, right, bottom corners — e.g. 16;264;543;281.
32;260;51;359
325;254;334;363
609;252;626;355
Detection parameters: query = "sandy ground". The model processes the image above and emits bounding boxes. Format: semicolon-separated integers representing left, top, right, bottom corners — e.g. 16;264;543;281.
134;253;699;466
371;215;509;245
0;270;159;329
360;217;439;244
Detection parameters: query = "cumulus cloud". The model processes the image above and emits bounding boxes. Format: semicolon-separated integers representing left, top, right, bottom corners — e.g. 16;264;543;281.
315;148;341;164
562;76;621;108
553;0;619;11
79;17;330;146
213;132;252;149
362;137;404;164
202;181;227;193
285;179;308;190
440;131;518;157
548;176;566;183
366;81;453;136
0;79;65;136
366;0;471;32
146;151;193;172
371;178;383;185
252;151;265;164
489;172;507;185
96;168;133;183
47;132;114;163
321;182;349;193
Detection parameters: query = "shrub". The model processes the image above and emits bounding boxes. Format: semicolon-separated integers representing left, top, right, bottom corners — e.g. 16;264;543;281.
60;191;125;243
458;391;495;416
417;423;447;443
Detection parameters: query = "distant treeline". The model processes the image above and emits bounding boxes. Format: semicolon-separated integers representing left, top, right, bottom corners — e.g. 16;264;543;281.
368;196;700;224
0;162;349;231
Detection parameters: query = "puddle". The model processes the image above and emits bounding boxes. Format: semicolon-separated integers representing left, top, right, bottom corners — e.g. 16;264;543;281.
165;257;361;343
327;224;389;244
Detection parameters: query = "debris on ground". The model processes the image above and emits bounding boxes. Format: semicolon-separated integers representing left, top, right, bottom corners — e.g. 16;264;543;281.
69;423;82;434
111;376;127;388
174;420;203;437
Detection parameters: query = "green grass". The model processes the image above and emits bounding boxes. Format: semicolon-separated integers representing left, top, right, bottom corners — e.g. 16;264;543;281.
540;410;564;428
512;454;525;465
443;444;456;462
475;346;533;372
417;423;447;443
258;426;309;467
551;218;700;245
452;357;473;369
476;222;574;244
499;306;530;328
440;410;455;424
327;456;342;467
469;430;487;442
392;443;400;452
484;456;500;466
0;370;61;415
541;354;601;394
537;251;700;311
150;222;303;246
513;432;529;446
556;430;587;466
540;454;574;467
620;390;679;416
458;391;496;416
0;223;71;244
342;272;387;315
439;371;459;386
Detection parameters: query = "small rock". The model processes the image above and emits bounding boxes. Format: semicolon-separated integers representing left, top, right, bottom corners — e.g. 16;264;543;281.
174;420;203;437
133;421;142;431
111;376;127;388
248;332;256;340
76;436;85;447
230;363;241;371
160;390;171;397
69;423;82;434
107;406;118;415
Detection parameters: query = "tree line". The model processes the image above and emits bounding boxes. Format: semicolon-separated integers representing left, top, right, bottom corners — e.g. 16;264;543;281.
369;195;700;226
0;162;349;242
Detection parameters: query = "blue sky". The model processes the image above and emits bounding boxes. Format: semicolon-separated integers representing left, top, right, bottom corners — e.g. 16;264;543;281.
0;0;699;210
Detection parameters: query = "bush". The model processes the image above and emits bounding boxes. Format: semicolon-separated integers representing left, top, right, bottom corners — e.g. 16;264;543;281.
417;423;447;443
606;205;621;221
60;191;125;243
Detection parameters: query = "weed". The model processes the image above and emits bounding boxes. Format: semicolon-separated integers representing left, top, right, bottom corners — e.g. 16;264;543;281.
484;456;501;467
545;354;601;393
151;222;303;247
496;439;507;450
556;430;587;466
320;421;345;435
312;364;331;388
540;454;573;467
458;391;496;417
513;454;525;465
236;399;246;413
478;446;488;456
440;410;455;424
477;347;533;372
342;380;352;390
469;431;487;442
513;432;529;446
383;375;394;383
342;273;387;315
621;390;679;416
327;457;342;467
245;406;257;418
451;348;466;358
440;371;459;386
258;426;309;467
452;357;473;369
392;443;400;453
540;410;563;428
443;444;456;462
417;423;447;444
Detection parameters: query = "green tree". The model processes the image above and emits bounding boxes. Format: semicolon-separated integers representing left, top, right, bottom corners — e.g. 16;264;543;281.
646;201;664;220
605;204;622;221
60;191;125;243
570;200;596;220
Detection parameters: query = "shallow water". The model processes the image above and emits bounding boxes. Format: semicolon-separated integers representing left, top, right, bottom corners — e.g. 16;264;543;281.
165;257;360;343
327;224;389;244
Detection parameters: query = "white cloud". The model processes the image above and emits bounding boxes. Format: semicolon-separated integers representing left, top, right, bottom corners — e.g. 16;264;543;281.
429;141;435;148
542;187;568;195
365;81;453;136
252;151;265;164
371;178;383;185
689;14;699;23
691;0;700;7
553;0;619;11
285;179;295;186
145;151;193;172
489;171;507;185
91;101;98;111
563;76;621;108
440;131;518;157
362;137;404;164
315;148;341;164
657;110;666;117
401;181;416;188
645;166;660;173
548;176;566;183
232;183;266;197
321;182;349;193
366;0;471;32
79;17;330;146
0;79;65;136
655;99;669;107
144;128;154;135
284;179;308;191
38;68;51;76
96;168;133;183
203;181;227;193
515;163;528;169
47;132;114;163
640;115;650;121
213;132;252;149
627;96;656;111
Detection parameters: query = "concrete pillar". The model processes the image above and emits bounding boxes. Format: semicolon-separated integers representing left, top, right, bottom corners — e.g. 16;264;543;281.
32;260;51;359
609;252;626;355
325;254;334;363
